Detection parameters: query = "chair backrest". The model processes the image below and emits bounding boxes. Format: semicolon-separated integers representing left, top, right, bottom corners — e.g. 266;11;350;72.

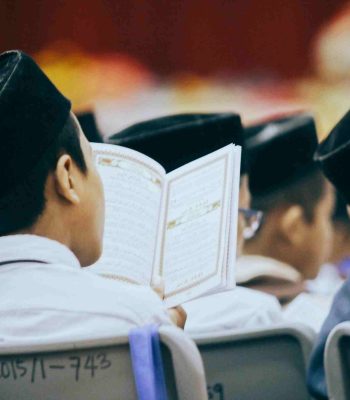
325;321;350;400
0;325;207;400
193;323;315;400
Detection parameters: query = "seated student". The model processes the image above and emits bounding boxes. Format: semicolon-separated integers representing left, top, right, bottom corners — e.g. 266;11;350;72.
184;173;283;334
307;191;346;296
308;110;350;400
236;113;335;331
110;113;283;334
0;50;186;346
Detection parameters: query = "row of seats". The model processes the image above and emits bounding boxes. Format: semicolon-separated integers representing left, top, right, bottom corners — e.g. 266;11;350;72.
5;321;346;400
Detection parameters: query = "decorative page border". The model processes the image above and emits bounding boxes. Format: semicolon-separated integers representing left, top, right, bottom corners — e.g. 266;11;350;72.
160;153;229;299
94;147;165;284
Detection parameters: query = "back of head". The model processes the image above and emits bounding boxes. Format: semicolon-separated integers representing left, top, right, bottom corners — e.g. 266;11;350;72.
244;113;333;278
0;115;87;235
0;50;74;235
109;113;247;173
0;51;104;265
251;169;326;223
0;51;104;267
0;51;71;200
246;113;326;219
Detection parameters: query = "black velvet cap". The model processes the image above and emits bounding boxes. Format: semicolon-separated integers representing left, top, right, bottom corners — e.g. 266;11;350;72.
245;113;318;196
315;110;350;204
109;113;246;173
77;111;103;143
0;50;71;198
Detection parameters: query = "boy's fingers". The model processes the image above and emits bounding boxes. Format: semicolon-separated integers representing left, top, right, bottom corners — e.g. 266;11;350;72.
168;306;187;329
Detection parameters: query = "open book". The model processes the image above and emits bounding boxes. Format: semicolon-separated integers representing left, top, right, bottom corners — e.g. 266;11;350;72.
89;143;241;307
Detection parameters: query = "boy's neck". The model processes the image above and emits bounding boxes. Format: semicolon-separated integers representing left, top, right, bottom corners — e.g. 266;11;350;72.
244;234;298;272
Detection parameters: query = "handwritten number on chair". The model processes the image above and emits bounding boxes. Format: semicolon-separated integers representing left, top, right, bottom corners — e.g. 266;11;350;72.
0;352;112;382
207;383;225;400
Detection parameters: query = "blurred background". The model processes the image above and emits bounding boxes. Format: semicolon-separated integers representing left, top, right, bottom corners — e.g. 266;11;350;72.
1;0;350;138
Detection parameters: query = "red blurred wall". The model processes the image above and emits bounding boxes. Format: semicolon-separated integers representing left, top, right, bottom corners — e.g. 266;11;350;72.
0;0;346;77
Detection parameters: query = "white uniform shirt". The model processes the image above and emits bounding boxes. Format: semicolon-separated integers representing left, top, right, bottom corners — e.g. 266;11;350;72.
236;255;302;284
307;263;344;297
0;235;171;346
237;255;333;332
184;287;283;334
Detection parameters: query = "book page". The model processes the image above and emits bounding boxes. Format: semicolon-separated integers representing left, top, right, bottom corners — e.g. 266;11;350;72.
156;145;235;307
225;146;241;287
205;147;240;297
88;143;165;285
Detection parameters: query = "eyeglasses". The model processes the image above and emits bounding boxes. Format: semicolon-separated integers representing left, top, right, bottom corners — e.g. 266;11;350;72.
238;208;263;239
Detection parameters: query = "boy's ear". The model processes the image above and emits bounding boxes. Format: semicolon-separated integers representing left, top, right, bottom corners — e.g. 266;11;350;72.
278;205;305;245
54;154;80;204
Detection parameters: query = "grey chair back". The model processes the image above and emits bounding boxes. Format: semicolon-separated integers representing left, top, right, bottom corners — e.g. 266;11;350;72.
0;325;207;400
325;321;350;400
193;323;315;400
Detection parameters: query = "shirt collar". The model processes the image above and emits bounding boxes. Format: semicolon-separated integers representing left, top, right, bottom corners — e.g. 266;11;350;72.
236;254;302;283
0;234;81;269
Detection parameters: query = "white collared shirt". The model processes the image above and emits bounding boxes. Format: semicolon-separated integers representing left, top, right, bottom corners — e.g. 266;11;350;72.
0;235;171;346
307;263;344;296
236;255;333;332
184;287;283;334
236;255;302;284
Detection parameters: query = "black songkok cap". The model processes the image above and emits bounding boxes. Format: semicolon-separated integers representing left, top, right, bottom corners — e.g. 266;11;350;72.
315;110;350;204
77;111;103;143
246;113;318;197
108;113;246;173
0;50;71;198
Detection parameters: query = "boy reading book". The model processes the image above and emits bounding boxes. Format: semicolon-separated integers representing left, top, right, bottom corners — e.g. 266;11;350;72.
0;50;175;345
95;114;242;307
110;114;283;333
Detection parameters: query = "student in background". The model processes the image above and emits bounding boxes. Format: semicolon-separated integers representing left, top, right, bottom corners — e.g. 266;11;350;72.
307;191;347;296
111;113;283;333
308;110;350;400
237;113;335;331
0;50;184;346
184;172;282;334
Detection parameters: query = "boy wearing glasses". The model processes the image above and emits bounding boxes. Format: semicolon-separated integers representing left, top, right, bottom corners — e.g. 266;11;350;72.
184;173;282;334
237;113;334;331
111;112;283;333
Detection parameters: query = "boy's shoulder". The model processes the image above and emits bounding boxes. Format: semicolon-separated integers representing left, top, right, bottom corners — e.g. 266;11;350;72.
184;286;282;334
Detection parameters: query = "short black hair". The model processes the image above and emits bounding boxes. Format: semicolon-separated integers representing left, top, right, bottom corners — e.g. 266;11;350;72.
0;115;87;235
251;168;327;223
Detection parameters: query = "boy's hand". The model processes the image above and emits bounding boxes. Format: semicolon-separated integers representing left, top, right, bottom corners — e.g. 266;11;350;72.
151;275;186;328
168;306;187;329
